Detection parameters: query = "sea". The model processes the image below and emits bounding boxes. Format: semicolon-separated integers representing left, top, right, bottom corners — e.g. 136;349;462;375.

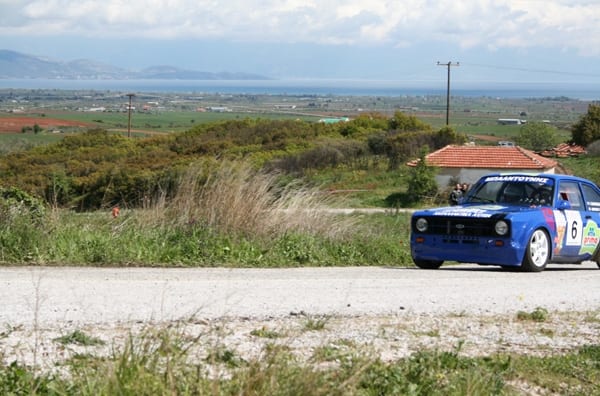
1;78;600;100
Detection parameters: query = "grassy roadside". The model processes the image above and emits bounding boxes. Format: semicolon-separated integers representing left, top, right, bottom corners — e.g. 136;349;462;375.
2;154;598;267
0;162;412;267
0;209;412;267
1;322;598;395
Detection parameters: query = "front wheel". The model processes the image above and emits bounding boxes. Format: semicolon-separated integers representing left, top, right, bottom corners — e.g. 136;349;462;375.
521;229;549;272
414;259;443;269
592;245;600;269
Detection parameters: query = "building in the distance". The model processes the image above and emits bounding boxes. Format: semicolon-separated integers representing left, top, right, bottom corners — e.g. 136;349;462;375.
407;145;558;187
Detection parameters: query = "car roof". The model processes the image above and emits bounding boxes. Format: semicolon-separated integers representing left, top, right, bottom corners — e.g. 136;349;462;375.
481;172;596;185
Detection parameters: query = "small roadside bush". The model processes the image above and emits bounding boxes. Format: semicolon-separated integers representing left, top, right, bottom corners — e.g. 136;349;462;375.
0;187;46;225
517;307;549;322
54;330;105;346
0;187;47;263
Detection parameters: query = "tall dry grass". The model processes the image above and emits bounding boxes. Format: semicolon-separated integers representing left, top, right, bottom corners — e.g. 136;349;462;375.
141;161;354;239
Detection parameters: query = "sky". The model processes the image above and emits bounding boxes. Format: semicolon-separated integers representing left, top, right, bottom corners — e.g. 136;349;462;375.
1;0;600;84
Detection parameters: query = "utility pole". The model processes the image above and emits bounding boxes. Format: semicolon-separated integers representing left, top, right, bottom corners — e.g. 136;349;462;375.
437;61;459;126
126;93;135;138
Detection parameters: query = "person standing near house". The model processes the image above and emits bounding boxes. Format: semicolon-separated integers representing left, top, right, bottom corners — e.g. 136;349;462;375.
449;184;463;205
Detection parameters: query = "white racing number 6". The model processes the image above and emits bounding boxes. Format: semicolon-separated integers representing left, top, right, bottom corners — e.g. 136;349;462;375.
565;210;583;246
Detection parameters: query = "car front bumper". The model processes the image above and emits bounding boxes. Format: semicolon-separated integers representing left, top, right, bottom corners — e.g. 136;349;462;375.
410;234;525;266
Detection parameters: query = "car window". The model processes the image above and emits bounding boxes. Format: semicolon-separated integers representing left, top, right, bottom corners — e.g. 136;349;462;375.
467;177;554;205
500;183;527;203
528;183;553;206
558;181;583;210
468;181;502;203
581;183;600;212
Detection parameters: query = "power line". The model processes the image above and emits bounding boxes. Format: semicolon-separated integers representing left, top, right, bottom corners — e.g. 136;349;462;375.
464;62;600;78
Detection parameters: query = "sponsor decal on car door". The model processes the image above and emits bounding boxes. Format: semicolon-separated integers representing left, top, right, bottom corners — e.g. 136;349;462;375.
579;220;600;255
553;210;583;254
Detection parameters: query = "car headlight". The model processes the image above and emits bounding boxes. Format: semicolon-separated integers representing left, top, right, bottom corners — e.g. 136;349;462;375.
415;218;428;232
495;220;509;236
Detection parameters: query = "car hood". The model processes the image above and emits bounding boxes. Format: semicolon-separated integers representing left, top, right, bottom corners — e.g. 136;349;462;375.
415;204;539;219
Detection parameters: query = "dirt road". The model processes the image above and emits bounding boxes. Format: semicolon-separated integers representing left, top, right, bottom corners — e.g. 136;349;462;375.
1;264;599;370
2;263;599;326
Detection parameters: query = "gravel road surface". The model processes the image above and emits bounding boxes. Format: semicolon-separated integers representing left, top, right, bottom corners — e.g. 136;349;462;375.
2;263;599;325
1;263;599;370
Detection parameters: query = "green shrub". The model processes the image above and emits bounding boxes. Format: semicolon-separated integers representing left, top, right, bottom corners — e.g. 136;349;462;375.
406;147;438;204
54;330;105;346
517;307;549;322
269;140;368;175
0;362;55;395
0;186;46;224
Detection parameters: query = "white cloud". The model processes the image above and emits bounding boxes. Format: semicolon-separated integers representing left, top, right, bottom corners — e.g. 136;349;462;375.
1;0;600;55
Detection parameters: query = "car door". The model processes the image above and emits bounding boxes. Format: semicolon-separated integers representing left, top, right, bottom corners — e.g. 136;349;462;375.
579;182;600;258
553;180;600;261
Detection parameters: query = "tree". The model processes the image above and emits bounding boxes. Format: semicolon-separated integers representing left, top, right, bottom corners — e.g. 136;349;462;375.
434;126;467;149
407;147;438;203
388;111;431;132
571;104;600;146
516;122;561;151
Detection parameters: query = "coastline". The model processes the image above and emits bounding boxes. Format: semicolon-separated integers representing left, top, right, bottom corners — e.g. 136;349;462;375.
1;78;600;100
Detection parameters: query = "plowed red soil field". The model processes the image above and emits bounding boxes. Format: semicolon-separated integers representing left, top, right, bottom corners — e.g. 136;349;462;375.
0;116;90;133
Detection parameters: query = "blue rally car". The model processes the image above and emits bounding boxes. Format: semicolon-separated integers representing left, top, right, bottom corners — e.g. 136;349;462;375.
410;173;600;272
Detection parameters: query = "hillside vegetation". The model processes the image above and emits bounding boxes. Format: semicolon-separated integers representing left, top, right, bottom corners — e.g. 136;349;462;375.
0;111;466;267
0;112;465;211
1;108;599;267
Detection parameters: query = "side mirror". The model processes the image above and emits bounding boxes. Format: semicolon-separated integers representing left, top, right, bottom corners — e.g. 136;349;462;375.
557;199;571;210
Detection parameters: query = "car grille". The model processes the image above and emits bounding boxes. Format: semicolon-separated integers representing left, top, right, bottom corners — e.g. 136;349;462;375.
415;216;505;237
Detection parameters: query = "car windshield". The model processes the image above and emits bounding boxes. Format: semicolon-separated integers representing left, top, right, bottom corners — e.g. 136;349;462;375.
465;176;554;206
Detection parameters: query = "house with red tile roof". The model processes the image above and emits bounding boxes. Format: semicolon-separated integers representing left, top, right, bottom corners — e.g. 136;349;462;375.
407;145;559;187
538;142;587;158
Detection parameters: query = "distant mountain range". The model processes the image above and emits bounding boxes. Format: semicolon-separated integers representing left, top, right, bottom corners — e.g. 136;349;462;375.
0;49;270;80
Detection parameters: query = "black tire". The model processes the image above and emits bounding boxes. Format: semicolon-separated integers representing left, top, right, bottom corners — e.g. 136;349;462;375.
414;259;443;269
592;245;600;269
521;228;550;272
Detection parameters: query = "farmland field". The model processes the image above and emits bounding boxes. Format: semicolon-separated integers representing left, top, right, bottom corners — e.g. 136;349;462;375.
0;114;90;133
1;88;593;139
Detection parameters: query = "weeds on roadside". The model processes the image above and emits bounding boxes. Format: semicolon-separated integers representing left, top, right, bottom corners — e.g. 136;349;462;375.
250;327;282;339
54;330;105;346
206;348;246;368
303;316;329;331
516;307;549;323
1;324;599;395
